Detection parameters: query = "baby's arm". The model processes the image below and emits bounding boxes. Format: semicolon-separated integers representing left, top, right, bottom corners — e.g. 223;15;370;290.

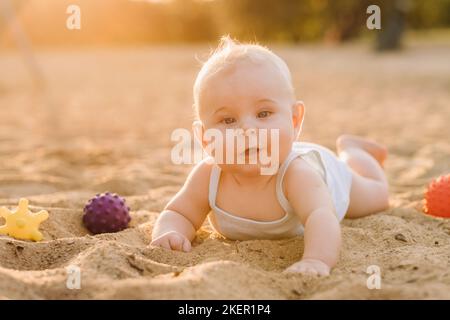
151;159;212;252
283;159;341;276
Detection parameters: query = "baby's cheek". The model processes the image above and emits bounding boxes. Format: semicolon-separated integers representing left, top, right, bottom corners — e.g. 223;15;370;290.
271;126;292;150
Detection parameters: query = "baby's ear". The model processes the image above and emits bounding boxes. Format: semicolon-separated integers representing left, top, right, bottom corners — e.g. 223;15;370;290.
192;120;206;148
292;101;305;138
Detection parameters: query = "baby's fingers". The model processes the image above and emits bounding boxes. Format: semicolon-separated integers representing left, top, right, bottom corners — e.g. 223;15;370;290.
168;233;192;252
182;238;192;252
284;263;318;276
150;232;191;252
168;235;184;251
283;265;299;274
299;266;319;276
150;237;171;250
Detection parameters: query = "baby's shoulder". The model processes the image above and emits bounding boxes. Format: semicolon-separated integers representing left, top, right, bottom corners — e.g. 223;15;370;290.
282;157;332;216
283;157;326;190
185;157;214;186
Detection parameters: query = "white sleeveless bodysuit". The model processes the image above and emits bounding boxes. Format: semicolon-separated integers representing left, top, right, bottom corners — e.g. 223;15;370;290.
207;141;353;240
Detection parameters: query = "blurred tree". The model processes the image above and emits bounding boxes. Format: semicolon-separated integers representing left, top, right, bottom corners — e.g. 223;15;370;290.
169;0;218;42
376;0;410;50
408;0;450;29
324;0;371;43
1;0;449;47
0;0;44;87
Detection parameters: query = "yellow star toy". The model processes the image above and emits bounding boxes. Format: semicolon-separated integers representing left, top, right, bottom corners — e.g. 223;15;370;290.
0;198;49;241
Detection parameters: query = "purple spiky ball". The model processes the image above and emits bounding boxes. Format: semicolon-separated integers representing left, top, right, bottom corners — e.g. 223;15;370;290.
83;192;131;234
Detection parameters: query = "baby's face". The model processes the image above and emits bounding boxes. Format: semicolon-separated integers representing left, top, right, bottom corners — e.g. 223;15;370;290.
197;59;303;176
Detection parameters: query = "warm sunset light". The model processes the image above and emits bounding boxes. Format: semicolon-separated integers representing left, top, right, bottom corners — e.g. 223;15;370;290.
0;0;449;305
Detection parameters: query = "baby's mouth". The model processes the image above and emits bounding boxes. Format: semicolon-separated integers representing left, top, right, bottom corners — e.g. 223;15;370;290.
242;147;259;157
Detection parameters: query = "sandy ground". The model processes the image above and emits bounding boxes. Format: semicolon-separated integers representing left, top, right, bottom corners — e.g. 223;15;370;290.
0;42;449;299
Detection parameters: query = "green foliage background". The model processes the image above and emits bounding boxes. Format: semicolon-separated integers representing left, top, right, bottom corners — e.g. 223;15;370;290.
2;0;450;46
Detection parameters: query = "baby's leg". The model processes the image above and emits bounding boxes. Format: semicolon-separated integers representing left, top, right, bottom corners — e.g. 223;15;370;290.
336;134;389;219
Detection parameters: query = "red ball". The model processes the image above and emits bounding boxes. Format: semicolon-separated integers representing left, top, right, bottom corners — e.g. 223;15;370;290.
423;174;450;218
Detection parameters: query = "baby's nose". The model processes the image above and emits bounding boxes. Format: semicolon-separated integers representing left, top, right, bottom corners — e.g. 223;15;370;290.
240;117;257;131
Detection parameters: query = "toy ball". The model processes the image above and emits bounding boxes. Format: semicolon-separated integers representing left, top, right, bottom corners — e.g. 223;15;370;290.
83;192;131;234
423;174;450;218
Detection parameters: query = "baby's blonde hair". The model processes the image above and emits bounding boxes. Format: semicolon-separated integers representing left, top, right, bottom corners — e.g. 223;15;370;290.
193;35;295;118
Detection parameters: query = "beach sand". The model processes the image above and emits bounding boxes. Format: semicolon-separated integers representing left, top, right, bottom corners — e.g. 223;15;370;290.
0;43;449;299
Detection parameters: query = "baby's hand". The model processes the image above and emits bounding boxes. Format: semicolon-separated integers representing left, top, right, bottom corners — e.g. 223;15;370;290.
284;258;330;276
150;231;192;252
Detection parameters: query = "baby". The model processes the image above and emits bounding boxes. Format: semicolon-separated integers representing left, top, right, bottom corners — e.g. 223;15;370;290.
151;36;389;276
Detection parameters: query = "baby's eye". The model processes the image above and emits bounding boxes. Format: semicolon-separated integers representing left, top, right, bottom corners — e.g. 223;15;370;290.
221;117;236;125
257;111;271;118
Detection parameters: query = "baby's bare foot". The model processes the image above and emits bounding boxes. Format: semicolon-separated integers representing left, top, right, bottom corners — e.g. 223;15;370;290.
336;134;388;167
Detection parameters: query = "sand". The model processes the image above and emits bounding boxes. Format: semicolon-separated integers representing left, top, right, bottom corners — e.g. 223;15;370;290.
0;42;449;299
